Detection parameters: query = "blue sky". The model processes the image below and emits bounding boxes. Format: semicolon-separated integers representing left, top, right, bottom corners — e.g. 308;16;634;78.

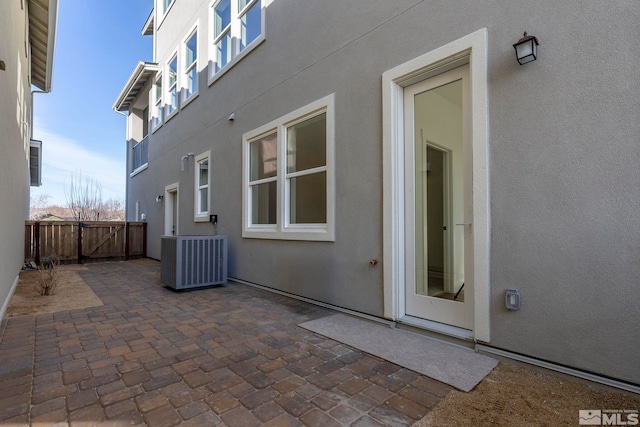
31;0;153;206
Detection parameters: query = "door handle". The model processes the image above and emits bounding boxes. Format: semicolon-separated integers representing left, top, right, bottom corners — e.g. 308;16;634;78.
455;223;472;226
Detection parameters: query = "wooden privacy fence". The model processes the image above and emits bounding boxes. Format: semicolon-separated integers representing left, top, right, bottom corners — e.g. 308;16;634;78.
25;221;147;264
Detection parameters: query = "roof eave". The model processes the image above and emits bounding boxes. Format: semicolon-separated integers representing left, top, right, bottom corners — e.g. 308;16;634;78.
44;0;58;91
142;8;154;36
29;0;59;92
113;62;159;112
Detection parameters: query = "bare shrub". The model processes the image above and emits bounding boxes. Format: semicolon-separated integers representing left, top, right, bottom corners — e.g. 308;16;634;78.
65;172;103;221
38;256;60;296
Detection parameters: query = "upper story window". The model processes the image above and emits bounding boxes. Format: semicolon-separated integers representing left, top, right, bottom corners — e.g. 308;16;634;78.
182;27;198;105
194;151;211;221
213;0;232;72
242;94;335;241
210;0;265;84
166;54;178;118
160;0;175;17
238;0;262;50
152;72;163;131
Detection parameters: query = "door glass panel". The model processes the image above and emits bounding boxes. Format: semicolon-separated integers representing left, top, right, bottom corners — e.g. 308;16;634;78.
414;79;465;302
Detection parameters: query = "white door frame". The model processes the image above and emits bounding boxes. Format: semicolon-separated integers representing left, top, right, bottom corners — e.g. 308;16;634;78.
164;183;179;236
382;28;490;342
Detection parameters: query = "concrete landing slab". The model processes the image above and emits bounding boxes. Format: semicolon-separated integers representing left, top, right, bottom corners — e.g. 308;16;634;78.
300;313;498;392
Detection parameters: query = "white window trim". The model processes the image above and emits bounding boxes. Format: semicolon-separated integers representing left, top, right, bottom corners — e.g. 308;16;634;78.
208;0;266;86
242;94;335;241
194;151;211;222
151;72;163;132
130;164;148;178
165;50;179;122
181;23;200;108
381;28;490;341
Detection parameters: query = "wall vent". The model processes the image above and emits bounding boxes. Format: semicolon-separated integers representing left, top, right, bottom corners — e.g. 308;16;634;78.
161;235;228;290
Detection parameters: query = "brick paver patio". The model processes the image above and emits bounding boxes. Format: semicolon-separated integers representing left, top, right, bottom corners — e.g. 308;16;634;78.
0;260;452;426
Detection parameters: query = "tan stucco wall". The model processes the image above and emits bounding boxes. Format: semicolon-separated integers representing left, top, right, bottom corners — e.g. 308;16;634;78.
124;0;640;384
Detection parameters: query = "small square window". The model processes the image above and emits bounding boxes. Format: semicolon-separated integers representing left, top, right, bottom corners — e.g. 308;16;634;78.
194;151;211;221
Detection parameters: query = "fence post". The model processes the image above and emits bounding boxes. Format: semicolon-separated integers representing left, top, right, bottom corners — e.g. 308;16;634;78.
77;222;83;264
34;221;41;265
124;222;130;261
142;222;147;258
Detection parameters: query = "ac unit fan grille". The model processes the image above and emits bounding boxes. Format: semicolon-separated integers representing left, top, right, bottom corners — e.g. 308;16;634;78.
161;235;228;290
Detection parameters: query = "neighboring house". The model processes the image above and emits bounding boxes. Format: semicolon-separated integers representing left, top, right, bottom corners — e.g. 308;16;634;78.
114;0;640;389
0;0;58;319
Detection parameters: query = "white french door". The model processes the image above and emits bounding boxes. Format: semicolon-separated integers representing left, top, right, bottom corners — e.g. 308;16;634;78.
403;64;473;330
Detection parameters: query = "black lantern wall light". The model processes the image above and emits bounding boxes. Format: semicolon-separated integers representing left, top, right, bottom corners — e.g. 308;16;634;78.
513;32;539;65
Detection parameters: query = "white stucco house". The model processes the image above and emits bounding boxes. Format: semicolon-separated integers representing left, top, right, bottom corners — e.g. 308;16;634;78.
0;0;58;320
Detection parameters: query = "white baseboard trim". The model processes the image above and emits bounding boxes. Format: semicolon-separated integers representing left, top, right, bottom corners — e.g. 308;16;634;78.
0;274;19;323
476;344;640;395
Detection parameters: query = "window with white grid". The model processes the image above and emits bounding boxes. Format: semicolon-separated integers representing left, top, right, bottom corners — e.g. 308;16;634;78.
209;0;264;84
243;94;335;241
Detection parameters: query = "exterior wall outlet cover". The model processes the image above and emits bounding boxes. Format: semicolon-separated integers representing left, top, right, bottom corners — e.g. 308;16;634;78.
505;288;521;311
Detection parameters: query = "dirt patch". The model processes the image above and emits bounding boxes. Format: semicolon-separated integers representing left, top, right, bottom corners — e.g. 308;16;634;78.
414;363;640;426
5;265;103;318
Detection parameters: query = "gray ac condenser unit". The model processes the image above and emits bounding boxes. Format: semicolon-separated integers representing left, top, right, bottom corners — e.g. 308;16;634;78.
161;235;228;290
